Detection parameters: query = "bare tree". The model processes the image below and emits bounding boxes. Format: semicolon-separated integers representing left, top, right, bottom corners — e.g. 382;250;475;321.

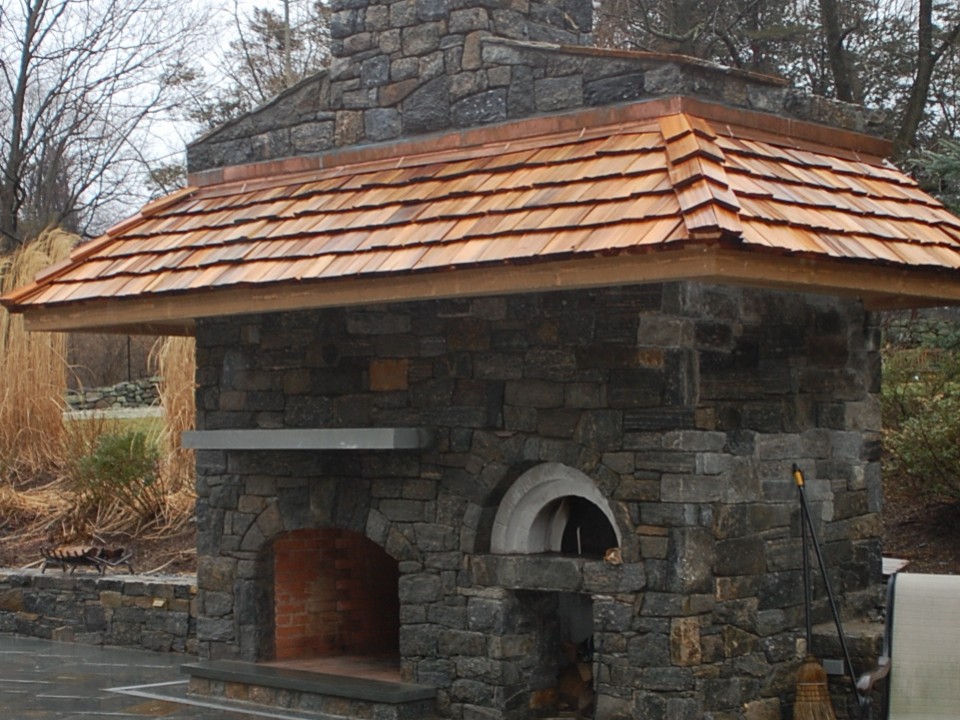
895;0;960;155
182;0;331;133
595;0;960;159
595;0;819;73
0;0;207;252
817;0;859;103
141;0;331;199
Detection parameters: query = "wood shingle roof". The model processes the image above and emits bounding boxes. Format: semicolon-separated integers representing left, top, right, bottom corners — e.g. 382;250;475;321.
5;96;960;334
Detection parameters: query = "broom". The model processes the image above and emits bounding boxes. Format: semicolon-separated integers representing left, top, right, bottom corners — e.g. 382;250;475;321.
793;465;837;720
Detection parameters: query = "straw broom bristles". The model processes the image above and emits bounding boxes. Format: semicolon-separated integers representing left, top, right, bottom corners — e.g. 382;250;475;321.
794;654;837;720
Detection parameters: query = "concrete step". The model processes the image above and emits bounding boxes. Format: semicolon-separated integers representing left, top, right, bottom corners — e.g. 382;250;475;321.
183;660;438;720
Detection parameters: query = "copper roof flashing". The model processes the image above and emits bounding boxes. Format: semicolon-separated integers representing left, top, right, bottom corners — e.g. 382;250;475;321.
186;96;892;189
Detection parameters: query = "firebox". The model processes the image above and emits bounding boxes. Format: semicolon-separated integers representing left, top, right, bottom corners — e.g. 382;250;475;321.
272;528;399;667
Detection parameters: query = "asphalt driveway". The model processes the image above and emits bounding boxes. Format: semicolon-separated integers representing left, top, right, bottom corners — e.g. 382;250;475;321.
0;635;318;719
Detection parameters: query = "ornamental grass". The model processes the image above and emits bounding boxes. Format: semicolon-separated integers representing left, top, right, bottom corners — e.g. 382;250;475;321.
0;229;196;568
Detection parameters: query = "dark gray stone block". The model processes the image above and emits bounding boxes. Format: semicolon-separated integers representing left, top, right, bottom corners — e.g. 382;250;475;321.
451;88;507;126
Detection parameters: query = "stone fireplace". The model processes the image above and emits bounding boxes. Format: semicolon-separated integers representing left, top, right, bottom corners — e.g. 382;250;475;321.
181;283;884;719
8;0;960;718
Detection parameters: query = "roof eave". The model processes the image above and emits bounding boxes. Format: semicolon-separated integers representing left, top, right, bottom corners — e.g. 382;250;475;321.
13;246;960;335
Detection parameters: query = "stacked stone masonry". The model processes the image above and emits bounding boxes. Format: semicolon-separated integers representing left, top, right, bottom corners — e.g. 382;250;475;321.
66;377;161;411
0;570;197;653
188;1;886;174
193;282;883;720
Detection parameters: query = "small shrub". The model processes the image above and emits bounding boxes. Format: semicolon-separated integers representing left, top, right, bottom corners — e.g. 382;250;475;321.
70;430;166;524
881;313;960;500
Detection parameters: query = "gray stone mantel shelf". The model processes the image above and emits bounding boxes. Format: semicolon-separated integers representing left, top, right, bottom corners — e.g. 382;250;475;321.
181;428;434;451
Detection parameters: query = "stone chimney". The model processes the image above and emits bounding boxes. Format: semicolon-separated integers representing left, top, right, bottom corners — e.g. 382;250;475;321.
326;0;594;141
187;0;886;174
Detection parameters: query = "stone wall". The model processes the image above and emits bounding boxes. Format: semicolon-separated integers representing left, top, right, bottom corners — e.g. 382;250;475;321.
66;377;160;411
192;281;883;719
187;1;887;174
0;570;197;653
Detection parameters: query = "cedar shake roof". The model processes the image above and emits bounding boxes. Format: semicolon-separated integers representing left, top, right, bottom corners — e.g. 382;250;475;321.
5;96;960;335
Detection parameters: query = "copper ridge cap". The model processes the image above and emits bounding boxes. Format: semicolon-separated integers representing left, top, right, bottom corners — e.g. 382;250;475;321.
186;96;893;190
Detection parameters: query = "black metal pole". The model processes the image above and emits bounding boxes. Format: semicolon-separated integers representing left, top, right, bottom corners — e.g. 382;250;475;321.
801;475;813;650
793;465;868;716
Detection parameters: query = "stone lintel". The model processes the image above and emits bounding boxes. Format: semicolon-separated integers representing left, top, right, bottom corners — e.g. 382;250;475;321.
470;554;645;594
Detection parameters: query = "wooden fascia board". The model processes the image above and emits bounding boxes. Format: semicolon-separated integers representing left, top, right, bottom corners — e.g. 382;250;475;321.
30;320;195;336
707;250;960;308
84;321;196;336
17;247;720;332
17;247;960;333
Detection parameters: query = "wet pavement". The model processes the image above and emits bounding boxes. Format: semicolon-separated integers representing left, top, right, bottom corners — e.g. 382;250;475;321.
0;635;321;719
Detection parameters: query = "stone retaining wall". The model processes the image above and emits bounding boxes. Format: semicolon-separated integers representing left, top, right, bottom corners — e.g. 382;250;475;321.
66;378;161;411
0;570;197;653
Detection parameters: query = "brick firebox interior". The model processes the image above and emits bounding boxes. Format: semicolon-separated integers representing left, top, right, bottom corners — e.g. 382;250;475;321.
273;528;399;662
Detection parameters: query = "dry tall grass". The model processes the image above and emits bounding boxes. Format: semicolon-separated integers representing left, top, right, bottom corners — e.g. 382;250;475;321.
0;230;197;566
152;335;196;533
0;228;73;479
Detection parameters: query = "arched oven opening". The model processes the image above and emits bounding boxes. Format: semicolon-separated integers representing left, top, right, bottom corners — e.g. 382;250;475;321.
489;463;622;718
548;496;620;558
491;462;621;557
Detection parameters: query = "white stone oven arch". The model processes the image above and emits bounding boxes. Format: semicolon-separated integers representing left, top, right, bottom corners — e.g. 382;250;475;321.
490;462;621;555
